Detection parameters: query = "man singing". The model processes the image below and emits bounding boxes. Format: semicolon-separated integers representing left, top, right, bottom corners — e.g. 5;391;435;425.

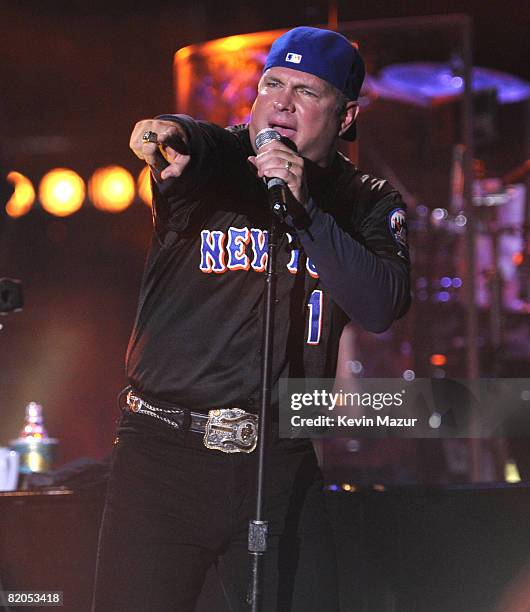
93;26;410;611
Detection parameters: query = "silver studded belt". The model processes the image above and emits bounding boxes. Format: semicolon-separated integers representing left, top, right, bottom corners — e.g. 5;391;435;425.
125;390;259;454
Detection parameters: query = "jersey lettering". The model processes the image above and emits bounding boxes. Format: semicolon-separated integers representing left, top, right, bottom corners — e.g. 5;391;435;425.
199;227;319;277
200;230;226;273
286;232;299;274
226;227;250;271
250;228;268;272
285;232;319;277
306;258;319;278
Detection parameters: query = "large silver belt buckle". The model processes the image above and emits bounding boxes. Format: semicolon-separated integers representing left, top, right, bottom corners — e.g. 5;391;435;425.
204;408;258;453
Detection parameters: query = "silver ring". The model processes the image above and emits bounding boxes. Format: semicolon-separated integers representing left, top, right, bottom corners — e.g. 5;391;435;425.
142;130;158;144
285;160;292;172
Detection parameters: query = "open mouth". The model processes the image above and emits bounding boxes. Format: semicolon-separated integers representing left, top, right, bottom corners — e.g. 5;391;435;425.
270;124;297;138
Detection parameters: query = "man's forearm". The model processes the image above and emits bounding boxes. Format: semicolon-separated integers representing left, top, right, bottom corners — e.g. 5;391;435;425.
296;199;410;333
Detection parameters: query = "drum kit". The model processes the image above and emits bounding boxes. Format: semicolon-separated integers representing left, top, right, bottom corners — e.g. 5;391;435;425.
361;62;530;377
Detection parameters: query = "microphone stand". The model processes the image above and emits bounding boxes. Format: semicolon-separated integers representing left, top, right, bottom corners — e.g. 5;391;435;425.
150;129;304;609
247;185;287;612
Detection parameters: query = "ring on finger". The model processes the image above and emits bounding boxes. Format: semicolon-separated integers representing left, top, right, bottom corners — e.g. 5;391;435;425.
142;130;159;144
285;160;292;171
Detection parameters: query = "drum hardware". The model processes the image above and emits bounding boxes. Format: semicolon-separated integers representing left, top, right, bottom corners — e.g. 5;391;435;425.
368;63;530;107
502;160;530;304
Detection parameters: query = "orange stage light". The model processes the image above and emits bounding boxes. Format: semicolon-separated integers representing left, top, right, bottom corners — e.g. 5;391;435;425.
137;166;152;207
5;171;36;217
39;169;85;217
430;353;447;366
89;165;135;213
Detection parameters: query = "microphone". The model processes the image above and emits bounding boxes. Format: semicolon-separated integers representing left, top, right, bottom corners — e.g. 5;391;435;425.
254;128;292;219
254;128;309;227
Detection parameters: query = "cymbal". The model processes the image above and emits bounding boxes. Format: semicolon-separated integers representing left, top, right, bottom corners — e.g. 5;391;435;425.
368;62;530;106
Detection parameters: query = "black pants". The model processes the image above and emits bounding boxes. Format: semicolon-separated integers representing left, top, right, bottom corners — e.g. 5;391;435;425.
92;411;339;611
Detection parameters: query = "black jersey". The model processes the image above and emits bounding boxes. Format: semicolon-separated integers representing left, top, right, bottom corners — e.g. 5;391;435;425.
125;116;410;412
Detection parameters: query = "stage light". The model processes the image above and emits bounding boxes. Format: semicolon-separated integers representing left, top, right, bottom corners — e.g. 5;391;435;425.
429;412;442;429
5;171;36;218
217;35;248;53
137;166;152;207
403;370;415;381
455;214;467;227
39;169;85;217
89;165;135;212
432;207;448;221
430;354;447;366
512;252;524;266
504;460;521;483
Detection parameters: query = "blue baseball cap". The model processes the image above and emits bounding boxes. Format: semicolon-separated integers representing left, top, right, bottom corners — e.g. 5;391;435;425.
264;27;365;141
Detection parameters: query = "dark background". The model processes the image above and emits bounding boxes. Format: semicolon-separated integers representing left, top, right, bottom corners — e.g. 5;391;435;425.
0;1;528;467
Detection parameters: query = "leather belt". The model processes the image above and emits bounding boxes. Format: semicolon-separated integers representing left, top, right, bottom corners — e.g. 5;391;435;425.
125;389;258;454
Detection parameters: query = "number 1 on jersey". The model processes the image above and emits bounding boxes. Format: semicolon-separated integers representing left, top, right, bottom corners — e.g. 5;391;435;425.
307;290;323;345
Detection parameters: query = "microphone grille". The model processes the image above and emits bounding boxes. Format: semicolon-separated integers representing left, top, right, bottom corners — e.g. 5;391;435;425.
254;128;281;150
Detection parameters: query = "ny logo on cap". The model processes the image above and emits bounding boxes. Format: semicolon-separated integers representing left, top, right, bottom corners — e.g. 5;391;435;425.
285;52;302;64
